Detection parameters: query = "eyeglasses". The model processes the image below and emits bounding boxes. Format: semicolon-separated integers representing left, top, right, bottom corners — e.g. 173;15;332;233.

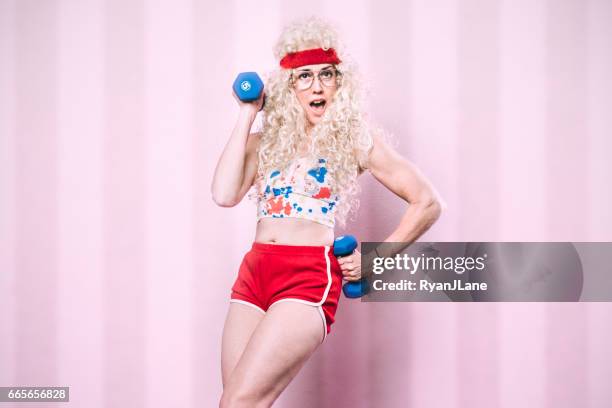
290;67;341;91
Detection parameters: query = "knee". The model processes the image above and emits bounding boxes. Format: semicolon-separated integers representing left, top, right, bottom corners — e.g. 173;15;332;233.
219;388;271;408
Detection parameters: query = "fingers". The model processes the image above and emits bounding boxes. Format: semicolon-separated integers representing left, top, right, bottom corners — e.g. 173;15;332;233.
231;88;265;112
337;250;360;267
338;252;361;281
342;271;362;282
257;91;266;111
337;253;356;266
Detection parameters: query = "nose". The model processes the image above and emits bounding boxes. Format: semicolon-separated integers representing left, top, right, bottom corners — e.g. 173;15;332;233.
311;76;323;92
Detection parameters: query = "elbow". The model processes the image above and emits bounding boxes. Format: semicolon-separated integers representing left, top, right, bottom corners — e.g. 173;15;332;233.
419;194;444;223
429;198;443;222
213;197;237;207
211;190;238;208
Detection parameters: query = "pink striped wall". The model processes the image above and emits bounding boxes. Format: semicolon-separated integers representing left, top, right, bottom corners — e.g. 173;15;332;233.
1;0;611;407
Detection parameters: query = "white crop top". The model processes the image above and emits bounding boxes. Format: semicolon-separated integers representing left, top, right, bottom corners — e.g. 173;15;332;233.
251;156;339;228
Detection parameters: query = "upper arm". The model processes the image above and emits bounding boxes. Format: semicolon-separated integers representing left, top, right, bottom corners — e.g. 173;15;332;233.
235;132;261;203
366;133;440;205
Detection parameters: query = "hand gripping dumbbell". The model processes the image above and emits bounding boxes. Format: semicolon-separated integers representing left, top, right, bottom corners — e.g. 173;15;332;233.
232;72;265;108
334;235;370;298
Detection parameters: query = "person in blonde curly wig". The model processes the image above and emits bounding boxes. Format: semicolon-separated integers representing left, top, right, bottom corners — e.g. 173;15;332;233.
212;16;443;407
254;17;373;228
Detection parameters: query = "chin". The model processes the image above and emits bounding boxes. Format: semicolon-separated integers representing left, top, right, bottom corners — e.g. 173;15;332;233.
308;112;327;125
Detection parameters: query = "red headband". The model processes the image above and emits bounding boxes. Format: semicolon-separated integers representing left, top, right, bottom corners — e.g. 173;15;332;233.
279;48;341;69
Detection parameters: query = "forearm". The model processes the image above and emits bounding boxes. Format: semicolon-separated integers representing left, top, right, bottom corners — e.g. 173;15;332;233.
211;108;257;206
374;198;442;259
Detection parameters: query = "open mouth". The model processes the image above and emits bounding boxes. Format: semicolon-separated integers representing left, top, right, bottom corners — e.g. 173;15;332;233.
309;99;327;115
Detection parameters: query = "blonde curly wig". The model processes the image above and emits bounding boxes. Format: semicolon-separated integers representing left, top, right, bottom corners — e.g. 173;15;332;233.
249;16;376;228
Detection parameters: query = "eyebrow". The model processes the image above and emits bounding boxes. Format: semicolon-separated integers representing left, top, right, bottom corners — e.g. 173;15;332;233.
296;65;334;73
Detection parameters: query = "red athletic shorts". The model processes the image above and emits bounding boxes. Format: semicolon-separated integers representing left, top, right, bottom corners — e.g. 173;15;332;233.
230;242;343;342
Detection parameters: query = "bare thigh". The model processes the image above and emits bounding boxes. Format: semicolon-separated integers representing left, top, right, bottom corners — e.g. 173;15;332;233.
221;302;265;387
221;301;325;407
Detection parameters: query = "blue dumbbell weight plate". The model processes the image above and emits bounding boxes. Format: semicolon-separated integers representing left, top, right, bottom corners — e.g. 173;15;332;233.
333;235;358;257
233;72;264;102
343;279;370;298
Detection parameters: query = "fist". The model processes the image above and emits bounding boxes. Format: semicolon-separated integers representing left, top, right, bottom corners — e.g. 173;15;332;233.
232;87;265;113
338;249;362;282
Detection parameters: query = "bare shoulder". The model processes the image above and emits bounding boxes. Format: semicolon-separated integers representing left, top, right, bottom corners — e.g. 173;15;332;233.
370;132;404;166
358;131;399;176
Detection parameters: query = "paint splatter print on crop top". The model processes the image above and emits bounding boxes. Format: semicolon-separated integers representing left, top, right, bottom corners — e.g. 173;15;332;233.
251;157;339;228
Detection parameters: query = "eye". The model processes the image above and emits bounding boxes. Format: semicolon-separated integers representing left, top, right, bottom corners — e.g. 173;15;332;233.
298;72;312;80
320;70;334;79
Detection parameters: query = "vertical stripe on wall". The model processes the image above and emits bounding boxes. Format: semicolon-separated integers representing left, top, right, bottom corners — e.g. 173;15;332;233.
586;0;612;241
456;303;500;408
497;2;549;406
457;0;501;241
408;0;460;241
57;0;105;406
144;0;195;406
194;0;237;404
499;304;547;407
234;0;281;75
586;304;612;406
546;304;588;408
409;303;459;407
0;0;16;388
586;2;612;403
546;0;588;241
15;0;59;385
499;0;548;240
104;0;147;405
408;4;463;406
546;0;590;393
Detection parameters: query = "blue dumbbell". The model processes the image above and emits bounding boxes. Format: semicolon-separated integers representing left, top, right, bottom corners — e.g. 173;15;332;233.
334;235;370;298
232;72;264;103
